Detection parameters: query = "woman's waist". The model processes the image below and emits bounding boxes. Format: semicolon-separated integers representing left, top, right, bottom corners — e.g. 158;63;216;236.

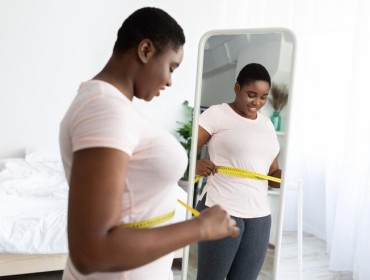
203;186;270;218
207;173;269;188
119;184;188;228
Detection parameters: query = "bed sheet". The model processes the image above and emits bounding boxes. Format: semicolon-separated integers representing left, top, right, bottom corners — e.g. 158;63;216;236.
0;157;68;254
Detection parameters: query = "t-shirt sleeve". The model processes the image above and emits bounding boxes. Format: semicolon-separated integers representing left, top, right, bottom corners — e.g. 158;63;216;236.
199;105;220;135
69;95;140;156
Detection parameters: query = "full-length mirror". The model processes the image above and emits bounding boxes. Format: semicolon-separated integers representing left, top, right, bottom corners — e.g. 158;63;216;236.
182;28;295;280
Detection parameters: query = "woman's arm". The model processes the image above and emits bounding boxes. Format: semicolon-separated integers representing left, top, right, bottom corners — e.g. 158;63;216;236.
197;125;211;151
196;126;216;176
268;157;281;188
68;147;238;274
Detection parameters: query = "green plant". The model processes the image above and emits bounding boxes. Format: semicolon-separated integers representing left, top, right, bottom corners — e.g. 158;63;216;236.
176;100;193;181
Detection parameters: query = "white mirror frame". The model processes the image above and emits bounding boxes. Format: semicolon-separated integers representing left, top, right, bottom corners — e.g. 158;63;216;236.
181;28;296;280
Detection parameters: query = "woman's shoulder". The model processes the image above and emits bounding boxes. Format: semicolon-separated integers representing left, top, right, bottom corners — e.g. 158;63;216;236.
257;112;277;131
202;103;229;114
257;112;270;121
78;80;130;103
73;80;136;114
64;80;140;127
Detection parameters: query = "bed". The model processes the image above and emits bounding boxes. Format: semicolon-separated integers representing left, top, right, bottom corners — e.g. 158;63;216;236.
0;150;187;276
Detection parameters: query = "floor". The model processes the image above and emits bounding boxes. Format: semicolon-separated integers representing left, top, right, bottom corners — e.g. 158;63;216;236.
179;231;353;280
278;232;352;280
1;232;353;280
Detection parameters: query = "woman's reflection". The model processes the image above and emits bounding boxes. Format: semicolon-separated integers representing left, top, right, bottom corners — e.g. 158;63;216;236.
195;63;281;280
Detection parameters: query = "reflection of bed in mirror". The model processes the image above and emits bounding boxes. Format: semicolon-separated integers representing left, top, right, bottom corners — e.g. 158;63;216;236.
182;29;296;280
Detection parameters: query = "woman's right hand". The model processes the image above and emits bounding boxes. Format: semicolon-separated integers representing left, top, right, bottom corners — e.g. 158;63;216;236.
196;159;217;177
196;205;240;240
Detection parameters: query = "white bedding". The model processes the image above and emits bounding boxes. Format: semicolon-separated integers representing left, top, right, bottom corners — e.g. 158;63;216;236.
0;151;187;255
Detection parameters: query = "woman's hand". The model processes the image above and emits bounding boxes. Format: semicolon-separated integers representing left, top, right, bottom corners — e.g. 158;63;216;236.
268;157;281;188
196;159;217;177
196;205;240;240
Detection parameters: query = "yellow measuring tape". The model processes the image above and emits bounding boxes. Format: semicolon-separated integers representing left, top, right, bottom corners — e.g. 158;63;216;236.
177;199;200;217
121;210;175;229
121;200;199;229
122;166;280;229
194;166;281;184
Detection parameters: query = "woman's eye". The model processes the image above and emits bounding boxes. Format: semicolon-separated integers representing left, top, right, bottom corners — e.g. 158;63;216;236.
170;67;174;73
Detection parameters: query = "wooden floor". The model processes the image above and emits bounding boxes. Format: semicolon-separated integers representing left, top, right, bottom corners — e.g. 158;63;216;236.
278;231;352;280
1;231;353;280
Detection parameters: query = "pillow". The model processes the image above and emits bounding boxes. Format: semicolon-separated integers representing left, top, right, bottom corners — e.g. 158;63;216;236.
25;147;61;162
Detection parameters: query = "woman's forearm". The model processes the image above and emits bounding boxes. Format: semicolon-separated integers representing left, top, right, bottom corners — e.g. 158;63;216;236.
268;168;281;188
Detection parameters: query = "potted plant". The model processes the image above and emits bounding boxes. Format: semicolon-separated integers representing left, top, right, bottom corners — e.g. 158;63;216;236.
269;83;289;131
176;101;193;188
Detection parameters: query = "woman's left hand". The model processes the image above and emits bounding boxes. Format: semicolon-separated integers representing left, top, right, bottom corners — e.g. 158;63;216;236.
196;159;217;177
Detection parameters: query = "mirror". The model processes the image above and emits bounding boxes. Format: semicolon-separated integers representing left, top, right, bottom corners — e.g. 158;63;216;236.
181;28;296;280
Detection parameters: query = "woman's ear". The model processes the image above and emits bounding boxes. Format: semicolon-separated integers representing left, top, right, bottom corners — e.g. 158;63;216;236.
137;39;155;63
234;82;240;93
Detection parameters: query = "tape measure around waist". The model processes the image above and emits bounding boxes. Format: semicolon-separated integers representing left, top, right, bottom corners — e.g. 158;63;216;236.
194;166;281;184
121;165;281;228
121;210;175;229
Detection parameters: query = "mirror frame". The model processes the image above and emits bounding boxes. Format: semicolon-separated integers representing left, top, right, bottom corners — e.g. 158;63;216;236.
181;28;296;280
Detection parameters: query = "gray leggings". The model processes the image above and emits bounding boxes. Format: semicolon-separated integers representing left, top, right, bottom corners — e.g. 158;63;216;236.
196;195;271;280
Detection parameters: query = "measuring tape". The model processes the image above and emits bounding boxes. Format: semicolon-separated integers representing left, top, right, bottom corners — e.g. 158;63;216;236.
177;199;200;217
121;210;175;229
194;166;281;184
121;166;280;229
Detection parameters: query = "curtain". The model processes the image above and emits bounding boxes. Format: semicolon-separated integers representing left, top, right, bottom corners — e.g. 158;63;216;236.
325;0;370;278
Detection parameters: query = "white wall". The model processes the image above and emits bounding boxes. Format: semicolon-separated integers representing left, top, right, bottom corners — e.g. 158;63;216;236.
0;0;237;158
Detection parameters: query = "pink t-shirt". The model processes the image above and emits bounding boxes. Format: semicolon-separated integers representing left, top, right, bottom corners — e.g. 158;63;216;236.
59;80;187;280
199;103;279;218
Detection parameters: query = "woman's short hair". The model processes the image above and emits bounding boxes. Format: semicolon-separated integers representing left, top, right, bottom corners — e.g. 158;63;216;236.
236;63;271;87
113;7;185;54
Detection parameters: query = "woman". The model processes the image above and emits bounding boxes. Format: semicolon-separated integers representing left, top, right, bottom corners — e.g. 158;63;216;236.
195;63;281;280
59;7;239;280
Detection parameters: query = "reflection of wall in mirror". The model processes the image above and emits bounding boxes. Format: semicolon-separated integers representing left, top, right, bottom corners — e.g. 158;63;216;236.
201;35;243;108
201;68;235;107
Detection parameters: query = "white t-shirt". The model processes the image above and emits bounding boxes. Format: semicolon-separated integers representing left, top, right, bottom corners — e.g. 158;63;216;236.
59;80;188;280
199;103;279;218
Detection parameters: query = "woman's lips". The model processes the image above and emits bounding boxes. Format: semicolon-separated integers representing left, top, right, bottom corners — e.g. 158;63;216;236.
248;106;257;112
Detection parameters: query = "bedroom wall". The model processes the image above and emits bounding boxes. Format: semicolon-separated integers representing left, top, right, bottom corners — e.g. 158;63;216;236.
0;0;300;159
0;0;236;158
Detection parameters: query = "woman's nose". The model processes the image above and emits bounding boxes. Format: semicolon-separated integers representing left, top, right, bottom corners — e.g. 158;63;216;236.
166;77;172;87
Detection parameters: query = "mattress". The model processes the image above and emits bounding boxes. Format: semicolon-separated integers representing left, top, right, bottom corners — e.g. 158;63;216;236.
0;151;68;254
0;150;187;255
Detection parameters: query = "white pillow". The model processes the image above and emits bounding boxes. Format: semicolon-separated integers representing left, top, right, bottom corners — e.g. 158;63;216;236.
25;147;61;162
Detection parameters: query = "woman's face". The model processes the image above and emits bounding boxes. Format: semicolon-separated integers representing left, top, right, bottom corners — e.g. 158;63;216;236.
233;80;270;119
136;44;184;101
